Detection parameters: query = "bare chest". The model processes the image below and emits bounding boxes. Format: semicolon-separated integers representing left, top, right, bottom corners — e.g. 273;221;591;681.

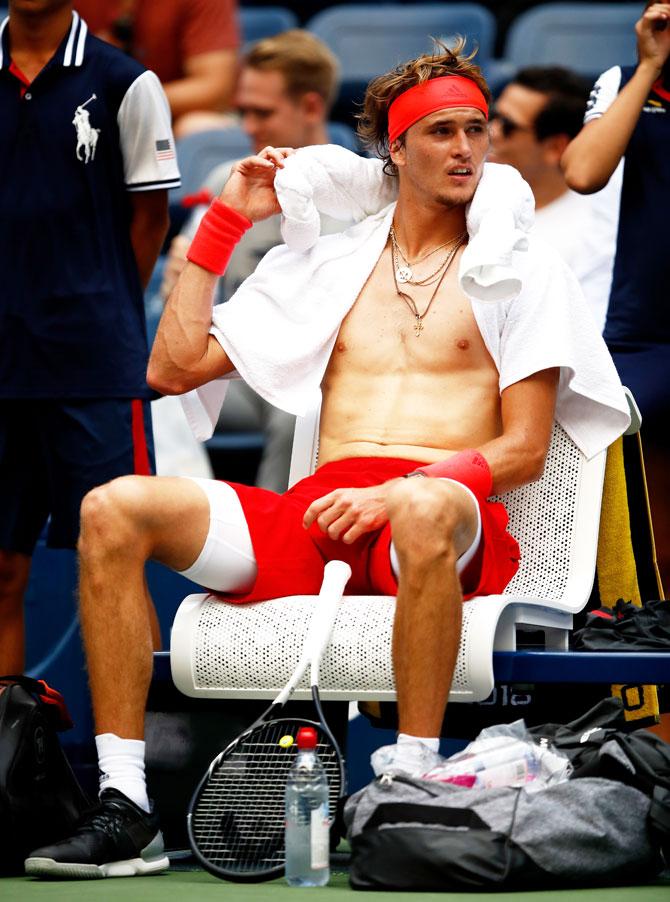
329;245;493;377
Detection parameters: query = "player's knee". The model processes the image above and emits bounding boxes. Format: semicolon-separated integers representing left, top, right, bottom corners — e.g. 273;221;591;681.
388;479;461;564
78;476;149;556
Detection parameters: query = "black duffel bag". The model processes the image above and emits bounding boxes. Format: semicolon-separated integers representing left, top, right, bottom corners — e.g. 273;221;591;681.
0;675;91;874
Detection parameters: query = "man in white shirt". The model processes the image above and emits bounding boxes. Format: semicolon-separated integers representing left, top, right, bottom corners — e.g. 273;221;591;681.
489;66;622;332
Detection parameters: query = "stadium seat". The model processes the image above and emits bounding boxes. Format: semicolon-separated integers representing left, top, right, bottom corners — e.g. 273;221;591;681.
239;6;299;46
307;3;496;123
502;3;640;78
307;3;496;83
170;392;657;708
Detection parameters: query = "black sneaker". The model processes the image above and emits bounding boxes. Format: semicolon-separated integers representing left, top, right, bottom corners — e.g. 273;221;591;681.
24;788;169;879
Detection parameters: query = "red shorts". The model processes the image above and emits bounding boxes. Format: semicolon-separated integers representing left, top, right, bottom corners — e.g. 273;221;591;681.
220;457;520;603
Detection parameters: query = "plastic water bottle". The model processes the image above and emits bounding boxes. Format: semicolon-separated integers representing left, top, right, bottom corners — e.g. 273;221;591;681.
284;726;330;887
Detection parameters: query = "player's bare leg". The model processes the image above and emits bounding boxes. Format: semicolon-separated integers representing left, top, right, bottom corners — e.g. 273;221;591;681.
372;478;478;775
77;476;211;739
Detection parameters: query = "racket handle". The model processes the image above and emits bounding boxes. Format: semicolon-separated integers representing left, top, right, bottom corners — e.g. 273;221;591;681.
322;560;352;594
307;560;351;666
273;561;351;706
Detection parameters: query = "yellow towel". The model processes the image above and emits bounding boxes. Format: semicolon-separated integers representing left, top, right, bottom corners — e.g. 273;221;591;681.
596;437;658;724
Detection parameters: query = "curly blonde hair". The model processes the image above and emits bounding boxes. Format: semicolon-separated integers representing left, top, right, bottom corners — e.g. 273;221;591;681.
357;38;490;176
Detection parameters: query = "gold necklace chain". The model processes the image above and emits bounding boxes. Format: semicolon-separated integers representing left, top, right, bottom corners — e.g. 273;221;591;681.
390;226;467;286
391;235;465;337
390;225;465;267
391;240;456;288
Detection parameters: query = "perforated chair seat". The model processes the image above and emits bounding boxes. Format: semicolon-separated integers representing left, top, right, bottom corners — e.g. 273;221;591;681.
171;415;607;704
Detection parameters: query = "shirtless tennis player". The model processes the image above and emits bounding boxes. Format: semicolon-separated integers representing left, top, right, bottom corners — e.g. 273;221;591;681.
26;42;593;878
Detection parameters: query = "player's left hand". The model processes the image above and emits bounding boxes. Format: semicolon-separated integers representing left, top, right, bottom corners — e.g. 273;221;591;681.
303;484;396;544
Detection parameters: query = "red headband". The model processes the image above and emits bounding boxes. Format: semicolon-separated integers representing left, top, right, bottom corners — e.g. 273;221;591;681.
388;76;488;144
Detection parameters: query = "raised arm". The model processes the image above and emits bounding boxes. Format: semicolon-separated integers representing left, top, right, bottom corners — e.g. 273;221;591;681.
147;147;292;395
561;3;670;193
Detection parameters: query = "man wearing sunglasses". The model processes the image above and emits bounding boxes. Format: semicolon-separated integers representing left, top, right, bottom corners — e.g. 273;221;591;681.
489;66;621;333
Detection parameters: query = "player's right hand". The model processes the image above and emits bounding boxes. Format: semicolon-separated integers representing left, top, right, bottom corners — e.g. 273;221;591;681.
219;146;294;222
637;3;670;73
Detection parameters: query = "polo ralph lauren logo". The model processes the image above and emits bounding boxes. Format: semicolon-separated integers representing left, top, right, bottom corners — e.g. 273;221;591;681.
73;94;100;163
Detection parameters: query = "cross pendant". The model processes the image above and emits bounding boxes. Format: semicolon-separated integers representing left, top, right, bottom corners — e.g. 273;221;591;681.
414;317;423;337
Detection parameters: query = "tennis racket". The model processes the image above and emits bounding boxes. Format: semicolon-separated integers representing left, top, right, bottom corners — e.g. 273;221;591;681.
186;559;351;882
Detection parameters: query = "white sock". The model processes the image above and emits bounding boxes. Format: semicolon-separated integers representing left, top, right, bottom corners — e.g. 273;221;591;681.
96;732;150;813
398;732;440;753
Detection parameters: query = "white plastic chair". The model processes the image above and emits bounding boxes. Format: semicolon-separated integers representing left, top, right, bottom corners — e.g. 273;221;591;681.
171;394;612;705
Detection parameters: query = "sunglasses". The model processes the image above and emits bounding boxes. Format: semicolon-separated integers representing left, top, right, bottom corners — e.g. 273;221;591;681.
489;111;533;138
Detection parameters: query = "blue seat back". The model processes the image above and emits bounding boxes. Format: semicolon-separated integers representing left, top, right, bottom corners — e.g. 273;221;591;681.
327;120;361;153
239;6;299;46
504;3;640;77
307;3;496;83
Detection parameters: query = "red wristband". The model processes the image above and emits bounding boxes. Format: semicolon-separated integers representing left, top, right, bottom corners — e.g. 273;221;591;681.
186;200;252;275
408;450;492;498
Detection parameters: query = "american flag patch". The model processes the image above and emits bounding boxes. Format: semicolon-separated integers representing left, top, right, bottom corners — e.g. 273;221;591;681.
155;138;175;161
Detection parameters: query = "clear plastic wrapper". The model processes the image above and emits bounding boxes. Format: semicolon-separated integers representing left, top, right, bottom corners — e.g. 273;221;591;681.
422;720;572;790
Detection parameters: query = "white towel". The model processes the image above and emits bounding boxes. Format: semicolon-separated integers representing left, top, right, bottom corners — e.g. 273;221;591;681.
275;145;397;252
274;146;534;302
459;163;535;302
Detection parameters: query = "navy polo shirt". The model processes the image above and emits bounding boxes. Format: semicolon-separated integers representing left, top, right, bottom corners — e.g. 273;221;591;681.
0;12;180;398
585;65;670;346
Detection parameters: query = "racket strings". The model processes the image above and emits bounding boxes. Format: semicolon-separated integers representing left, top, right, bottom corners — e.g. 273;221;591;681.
191;718;342;875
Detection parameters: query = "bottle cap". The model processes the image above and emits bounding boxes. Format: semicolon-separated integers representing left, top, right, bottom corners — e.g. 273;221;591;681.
296;727;318;749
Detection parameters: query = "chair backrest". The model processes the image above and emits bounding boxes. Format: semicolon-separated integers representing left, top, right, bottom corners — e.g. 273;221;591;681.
172;127;253;202
239;6;299;47
288;395;606;613
307;3;496;83
503;3;640;77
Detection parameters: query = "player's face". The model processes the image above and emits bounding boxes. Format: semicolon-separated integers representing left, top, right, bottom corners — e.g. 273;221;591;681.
392;107;489;209
488;84;548;179
236;68;315;154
